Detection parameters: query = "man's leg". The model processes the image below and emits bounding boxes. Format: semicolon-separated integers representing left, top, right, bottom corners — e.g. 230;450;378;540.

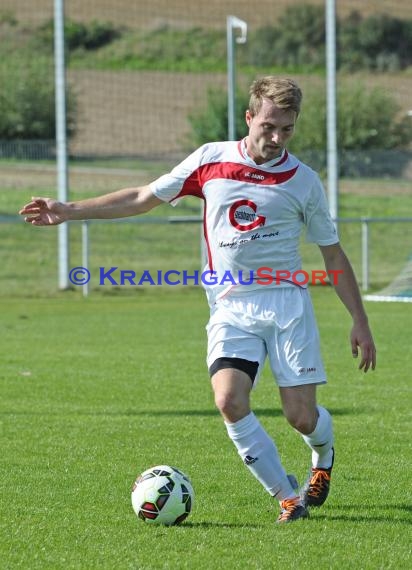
279;384;334;506
211;364;307;519
207;300;307;521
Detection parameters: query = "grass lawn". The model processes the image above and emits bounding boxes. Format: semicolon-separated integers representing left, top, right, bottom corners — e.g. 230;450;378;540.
0;287;411;569
1;169;411;568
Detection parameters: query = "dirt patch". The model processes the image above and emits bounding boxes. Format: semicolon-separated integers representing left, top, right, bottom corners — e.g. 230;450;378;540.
339;179;412;196
68;70;228;157
0;165;154;195
67;69;412;159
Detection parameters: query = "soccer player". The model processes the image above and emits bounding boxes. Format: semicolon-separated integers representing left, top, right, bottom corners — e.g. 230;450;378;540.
20;76;376;523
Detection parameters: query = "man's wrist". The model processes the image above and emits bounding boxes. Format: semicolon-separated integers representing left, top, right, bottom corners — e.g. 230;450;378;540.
352;314;369;326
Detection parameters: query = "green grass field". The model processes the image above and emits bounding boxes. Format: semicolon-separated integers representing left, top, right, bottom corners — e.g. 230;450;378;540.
1;169;411;568
1;287;411;569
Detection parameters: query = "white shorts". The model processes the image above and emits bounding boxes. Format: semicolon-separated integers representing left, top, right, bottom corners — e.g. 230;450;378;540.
206;287;326;388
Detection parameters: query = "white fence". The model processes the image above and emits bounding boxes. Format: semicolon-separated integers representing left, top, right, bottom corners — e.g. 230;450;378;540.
77;216;412;297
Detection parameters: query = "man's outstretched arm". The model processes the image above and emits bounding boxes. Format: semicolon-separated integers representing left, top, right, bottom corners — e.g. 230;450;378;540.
19;185;163;226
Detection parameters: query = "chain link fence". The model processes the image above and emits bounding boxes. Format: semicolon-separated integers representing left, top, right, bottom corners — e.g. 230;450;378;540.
1;1;411;296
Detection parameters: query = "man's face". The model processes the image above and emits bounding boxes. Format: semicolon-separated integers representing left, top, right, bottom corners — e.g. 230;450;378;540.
245;98;297;164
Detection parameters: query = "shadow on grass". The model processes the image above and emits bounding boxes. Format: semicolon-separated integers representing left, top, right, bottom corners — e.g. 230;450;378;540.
311;504;412;525
1;406;364;417
176;521;263;529
119;406;362;417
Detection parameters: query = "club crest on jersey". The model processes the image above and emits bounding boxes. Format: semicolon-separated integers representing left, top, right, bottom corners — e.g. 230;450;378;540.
228;199;266;232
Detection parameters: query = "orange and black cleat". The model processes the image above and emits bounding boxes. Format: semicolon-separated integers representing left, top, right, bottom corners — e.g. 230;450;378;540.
300;448;334;507
277;497;309;524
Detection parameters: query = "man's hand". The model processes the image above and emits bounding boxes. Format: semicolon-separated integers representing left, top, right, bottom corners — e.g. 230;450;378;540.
350;321;376;373
19;197;68;226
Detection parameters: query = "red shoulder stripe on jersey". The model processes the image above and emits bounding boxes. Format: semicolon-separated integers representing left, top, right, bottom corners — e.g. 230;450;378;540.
175;162;299;199
202;200;213;272
180;162;299;190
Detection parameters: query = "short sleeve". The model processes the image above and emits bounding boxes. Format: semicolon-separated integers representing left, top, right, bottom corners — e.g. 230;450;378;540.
149;146;205;206
304;175;339;245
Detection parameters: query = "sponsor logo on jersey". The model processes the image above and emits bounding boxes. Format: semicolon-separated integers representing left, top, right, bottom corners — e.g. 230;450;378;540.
229;199;266;232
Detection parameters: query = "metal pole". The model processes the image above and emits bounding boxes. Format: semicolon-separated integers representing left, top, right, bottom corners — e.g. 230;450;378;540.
54;0;70;289
325;0;338;222
227;16;247;141
361;219;369;292
227;19;235;141
82;221;89;297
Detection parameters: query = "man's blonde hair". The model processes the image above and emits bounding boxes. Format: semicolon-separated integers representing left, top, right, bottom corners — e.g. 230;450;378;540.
248;76;302;117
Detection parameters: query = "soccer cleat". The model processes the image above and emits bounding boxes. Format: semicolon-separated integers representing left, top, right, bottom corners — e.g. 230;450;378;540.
300;448;334;507
277;497;309;524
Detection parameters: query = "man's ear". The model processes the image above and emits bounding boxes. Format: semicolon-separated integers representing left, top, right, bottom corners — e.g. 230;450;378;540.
245;110;252;127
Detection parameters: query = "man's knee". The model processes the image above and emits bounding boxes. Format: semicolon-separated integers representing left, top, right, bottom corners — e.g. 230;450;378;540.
284;407;318;434
280;384;318;434
214;390;246;419
210;359;255;423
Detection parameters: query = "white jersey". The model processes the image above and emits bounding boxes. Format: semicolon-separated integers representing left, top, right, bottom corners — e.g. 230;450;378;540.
150;139;338;305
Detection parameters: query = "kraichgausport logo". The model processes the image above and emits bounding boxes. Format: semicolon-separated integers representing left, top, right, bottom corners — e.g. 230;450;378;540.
68;267;344;287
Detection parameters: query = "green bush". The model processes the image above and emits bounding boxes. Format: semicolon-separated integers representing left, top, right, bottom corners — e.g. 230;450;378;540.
137;26;225;69
243;6;412;73
75;26;227;72
0;9;17;27
244;4;325;70
36;19;122;52
0;54;77;140
339;11;412;71
187;87;249;147
293;83;412;152
187;81;412;175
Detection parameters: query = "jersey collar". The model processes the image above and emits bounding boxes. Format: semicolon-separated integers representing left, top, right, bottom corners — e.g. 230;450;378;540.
238;138;289;168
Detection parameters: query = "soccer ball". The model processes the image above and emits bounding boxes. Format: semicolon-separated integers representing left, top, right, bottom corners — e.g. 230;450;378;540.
131;465;194;526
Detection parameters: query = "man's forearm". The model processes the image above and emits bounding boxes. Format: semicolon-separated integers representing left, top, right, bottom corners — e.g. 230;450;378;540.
65;186;160;220
333;260;368;324
322;245;368;324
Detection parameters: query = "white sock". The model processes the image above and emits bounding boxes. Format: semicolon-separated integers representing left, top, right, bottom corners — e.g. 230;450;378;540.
301;405;334;469
225;412;297;501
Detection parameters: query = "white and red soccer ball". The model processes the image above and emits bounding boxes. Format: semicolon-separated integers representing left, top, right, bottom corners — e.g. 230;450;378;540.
131;465;194;526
